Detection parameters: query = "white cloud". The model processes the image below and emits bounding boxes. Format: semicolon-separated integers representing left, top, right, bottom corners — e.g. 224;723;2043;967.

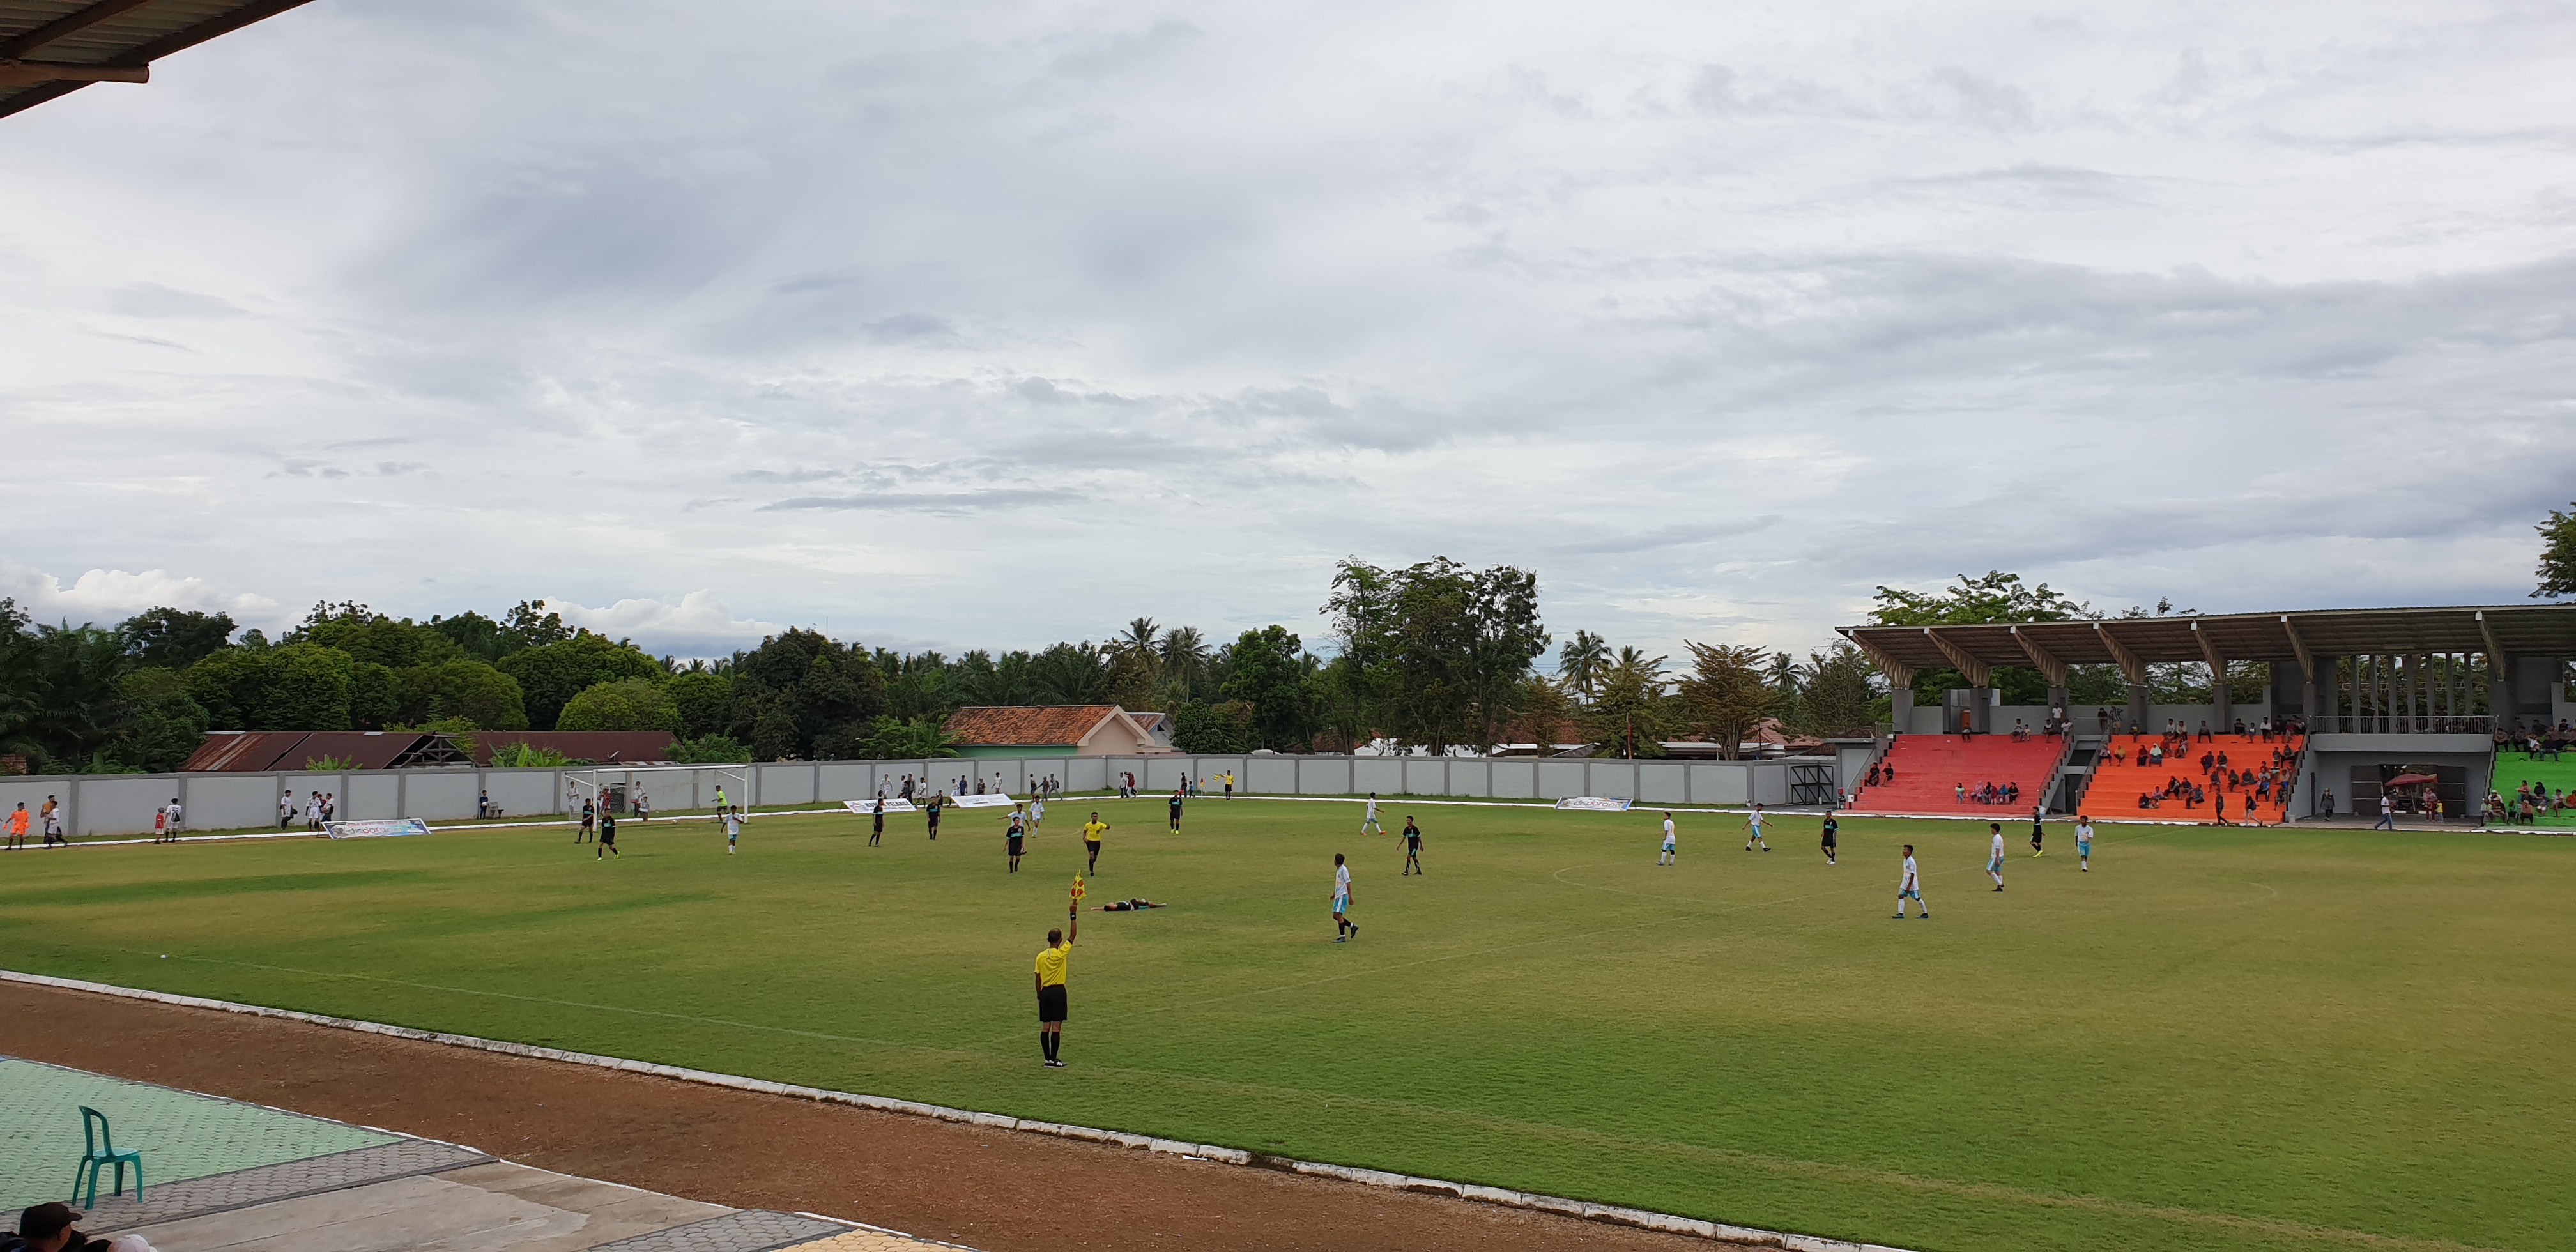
547;592;785;658
0;561;278;628
3;0;2573;659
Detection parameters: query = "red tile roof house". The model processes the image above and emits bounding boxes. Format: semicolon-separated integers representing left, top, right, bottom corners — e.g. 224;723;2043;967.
940;705;1171;758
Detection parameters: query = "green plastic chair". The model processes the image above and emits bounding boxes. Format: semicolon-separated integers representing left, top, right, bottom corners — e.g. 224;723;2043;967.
71;1105;143;1207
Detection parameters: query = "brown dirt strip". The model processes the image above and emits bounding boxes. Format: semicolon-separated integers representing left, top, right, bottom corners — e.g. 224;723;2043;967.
0;980;1751;1252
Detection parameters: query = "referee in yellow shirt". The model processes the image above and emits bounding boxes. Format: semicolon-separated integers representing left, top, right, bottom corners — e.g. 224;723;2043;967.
1082;811;1109;874
1034;910;1077;1067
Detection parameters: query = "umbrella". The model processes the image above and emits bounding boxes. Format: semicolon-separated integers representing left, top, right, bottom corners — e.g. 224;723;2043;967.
2386;772;2439;788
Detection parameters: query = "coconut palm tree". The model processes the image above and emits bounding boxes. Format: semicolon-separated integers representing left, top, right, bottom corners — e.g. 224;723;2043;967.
1159;625;1211;697
1558;629;1609;699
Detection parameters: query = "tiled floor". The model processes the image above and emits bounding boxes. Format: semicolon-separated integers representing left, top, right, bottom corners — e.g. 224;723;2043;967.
0;1055;956;1252
1;1057;395;1207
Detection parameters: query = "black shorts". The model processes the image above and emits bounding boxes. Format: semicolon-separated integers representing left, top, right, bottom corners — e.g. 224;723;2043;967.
1085;838;1101;852
599;830;615;844
1038;984;1068;1023
1008;836;1024;855
1821;830;1836;845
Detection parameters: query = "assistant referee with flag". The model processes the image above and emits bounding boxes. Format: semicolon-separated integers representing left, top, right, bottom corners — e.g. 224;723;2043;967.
1034;906;1077;1067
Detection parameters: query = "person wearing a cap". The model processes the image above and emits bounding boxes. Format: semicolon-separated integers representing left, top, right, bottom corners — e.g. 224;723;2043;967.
4;1200;91;1252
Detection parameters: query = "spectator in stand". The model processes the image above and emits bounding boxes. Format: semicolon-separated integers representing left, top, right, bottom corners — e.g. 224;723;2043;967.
4;1202;94;1252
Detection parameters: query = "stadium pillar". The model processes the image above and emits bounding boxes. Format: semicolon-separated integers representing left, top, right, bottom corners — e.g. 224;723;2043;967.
1970;686;1993;734
1890;686;1913;735
2125;683;2150;732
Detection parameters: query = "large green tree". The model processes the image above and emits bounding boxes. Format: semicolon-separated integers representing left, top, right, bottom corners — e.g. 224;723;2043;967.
556;678;682;732
1324;557;1549;754
118;607;236;669
1220;625;1318;751
725;628;885;760
1678;641;1781;760
2536;503;2576;599
498;633;664;729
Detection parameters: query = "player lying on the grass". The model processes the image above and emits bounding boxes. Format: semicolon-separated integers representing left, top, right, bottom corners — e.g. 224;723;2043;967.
1094;898;1167;911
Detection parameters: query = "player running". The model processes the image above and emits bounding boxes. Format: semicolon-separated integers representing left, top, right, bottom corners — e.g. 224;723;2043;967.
1168;788;1184;832
1361;792;1383;835
1658;812;1678;866
1035;910;1076;1067
1894;844;1928;918
1745;803;1770;852
1399;816;1423;875
1029;791;1046;833
596;808;619;858
2030;804;2046;856
1988;823;2006;890
1005;806;1027;873
2076;814;2094;872
1332;853;1357;942
1082;812;1108;874
724;806;742;853
1820;813;1838;865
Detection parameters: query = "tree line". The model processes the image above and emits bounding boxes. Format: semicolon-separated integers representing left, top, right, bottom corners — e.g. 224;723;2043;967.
42;541;2549;775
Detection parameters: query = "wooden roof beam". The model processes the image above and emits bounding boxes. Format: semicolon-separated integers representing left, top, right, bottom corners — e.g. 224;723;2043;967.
2095;622;2148;686
2191;620;2225;675
0;59;148;85
2280;615;2314;682
0;0;159;59
2009;625;2068;687
1837;629;1914;689
1924;627;1993;687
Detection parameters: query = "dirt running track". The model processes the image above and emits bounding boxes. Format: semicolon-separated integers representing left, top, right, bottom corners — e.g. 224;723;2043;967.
0;981;1749;1252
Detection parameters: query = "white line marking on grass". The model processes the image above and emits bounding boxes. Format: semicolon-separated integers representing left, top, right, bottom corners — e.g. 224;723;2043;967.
1;970;2505;1252
0;969;1915;1252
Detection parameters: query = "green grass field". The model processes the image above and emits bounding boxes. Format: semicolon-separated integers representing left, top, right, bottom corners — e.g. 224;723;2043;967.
4;797;2569;1252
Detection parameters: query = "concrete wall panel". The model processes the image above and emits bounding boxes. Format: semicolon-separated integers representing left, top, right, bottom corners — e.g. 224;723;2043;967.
1246;758;1297;795
1353;759;1402;797
1301;758;1353;795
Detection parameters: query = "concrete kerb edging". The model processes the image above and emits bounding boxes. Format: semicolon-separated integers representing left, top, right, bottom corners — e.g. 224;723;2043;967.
2;970;1906;1252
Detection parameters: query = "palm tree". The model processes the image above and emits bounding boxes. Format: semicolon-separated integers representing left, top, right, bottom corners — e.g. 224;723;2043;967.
1612;645;1667;683
1159;626;1211;696
1558;629;1609;699
1112;618;1160;672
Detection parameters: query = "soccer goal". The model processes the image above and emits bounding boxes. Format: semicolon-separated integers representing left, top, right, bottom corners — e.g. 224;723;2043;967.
567;764;751;816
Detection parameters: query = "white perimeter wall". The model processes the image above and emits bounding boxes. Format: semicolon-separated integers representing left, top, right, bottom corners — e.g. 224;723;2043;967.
0;753;1818;839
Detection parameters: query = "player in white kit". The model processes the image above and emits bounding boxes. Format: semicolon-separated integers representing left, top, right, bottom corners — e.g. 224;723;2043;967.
1658;812;1677;866
1894;844;1928;918
1361;793;1383;835
1988;823;2007;891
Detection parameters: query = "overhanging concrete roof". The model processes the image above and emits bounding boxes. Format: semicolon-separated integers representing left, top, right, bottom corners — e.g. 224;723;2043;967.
1839;604;2576;682
1;0;315;120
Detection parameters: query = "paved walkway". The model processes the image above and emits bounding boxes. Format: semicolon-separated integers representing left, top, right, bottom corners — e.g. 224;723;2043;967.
0;1056;955;1252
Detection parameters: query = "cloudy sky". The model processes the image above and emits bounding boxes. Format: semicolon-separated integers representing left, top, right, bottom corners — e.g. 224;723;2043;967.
3;0;2571;660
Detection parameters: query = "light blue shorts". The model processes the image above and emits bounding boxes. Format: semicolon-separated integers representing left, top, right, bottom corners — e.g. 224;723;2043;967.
1333;892;1349;913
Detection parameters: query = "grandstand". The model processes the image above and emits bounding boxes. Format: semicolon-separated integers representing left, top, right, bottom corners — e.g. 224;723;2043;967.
1846;732;2065;815
2076;732;2306;822
1838;604;2576;821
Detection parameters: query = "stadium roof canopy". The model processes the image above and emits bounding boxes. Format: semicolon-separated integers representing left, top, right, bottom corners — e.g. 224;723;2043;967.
1837;604;2576;685
1;0;312;121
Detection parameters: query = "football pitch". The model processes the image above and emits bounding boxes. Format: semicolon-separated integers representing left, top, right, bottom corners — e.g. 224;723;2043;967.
3;798;2568;1252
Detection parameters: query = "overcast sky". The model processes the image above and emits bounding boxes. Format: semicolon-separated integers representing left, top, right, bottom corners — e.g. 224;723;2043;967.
3;1;2571;661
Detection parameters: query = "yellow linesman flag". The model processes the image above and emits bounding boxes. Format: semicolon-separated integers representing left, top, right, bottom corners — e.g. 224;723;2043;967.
1071;873;1087;902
